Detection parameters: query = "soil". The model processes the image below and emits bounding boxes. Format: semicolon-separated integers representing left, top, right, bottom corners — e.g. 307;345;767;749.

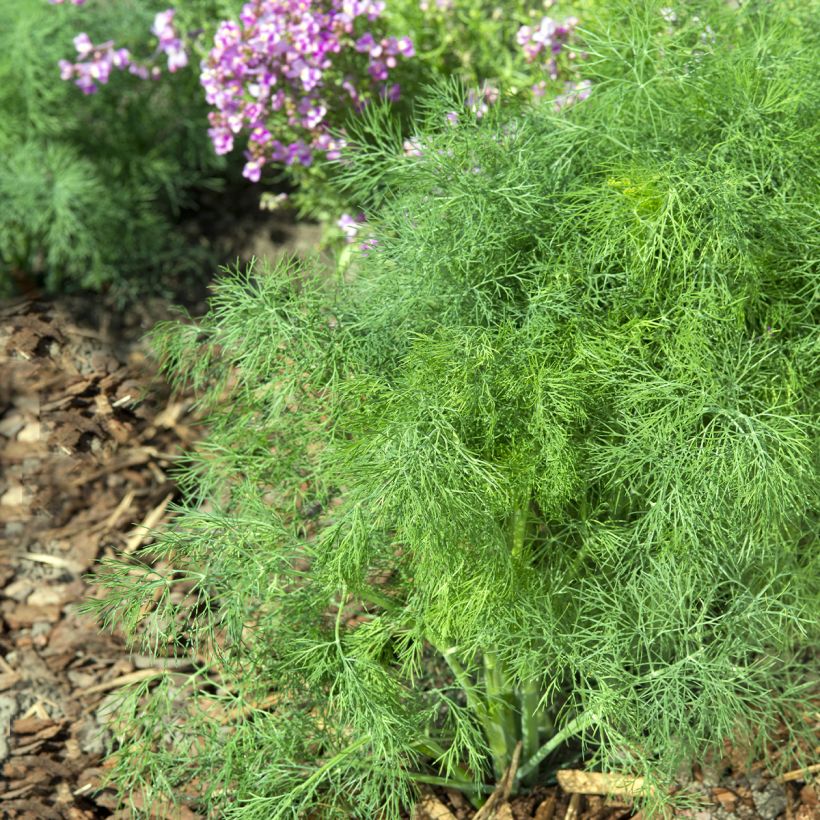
1;288;816;819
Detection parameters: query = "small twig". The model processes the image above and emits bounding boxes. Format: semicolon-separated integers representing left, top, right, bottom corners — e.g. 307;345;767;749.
78;668;167;696
473;742;523;820
123;492;174;554
19;552;77;571
778;762;820;783
104;489;136;530
564;792;582;820
502;741;523;801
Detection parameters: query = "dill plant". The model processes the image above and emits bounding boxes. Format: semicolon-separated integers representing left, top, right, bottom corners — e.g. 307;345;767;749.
91;1;819;816
0;0;226;296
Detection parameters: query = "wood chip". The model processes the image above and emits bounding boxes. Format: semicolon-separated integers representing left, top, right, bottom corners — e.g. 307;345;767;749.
414;792;458;820
153;401;187;429
799;784;817;806
557;770;647;797
123;492;174;554
779;763;820;783
713;787;738;807
78;668;167;696
68;447;161;488
2;603;62;629
0;783;36;801
564;792;582;820
495;804;514;820
0;672;21;691
11;717;60;735
534;794;557;820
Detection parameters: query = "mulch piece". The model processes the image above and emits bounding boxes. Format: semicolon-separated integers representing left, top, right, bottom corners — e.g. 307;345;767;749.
1;296;198;819
1;297;816;820
417;757;818;820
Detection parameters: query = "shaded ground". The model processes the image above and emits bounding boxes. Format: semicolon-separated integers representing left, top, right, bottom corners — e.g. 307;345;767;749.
0;296;199;818
0;292;816;818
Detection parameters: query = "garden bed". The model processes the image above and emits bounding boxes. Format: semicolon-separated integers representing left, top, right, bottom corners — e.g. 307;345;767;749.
0;296;815;820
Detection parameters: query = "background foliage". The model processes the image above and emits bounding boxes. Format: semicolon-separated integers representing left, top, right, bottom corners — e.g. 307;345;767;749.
0;0;230;297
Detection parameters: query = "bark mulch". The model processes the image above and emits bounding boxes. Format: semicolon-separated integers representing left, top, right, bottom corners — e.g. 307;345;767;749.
1;297;197;819
0;296;816;820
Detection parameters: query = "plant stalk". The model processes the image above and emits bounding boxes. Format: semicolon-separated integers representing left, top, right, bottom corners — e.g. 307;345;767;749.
516;710;599;783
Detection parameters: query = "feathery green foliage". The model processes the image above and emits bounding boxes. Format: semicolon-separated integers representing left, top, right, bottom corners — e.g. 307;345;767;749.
90;1;819;815
0;0;228;297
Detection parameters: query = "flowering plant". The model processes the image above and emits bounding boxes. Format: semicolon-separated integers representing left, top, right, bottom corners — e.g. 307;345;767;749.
201;0;414;182
50;0;597;218
56;7;189;94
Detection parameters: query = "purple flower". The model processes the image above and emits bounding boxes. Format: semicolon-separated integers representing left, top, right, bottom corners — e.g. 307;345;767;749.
198;0;412;176
517;14;578;63
396;36;414;57
403;137;423;157
73;33;93;57
208;124;235;155
243;157;265;181
151;9;189;73
151;10;176;42
355;32;376;53
337;211;366;241
382;82;401;102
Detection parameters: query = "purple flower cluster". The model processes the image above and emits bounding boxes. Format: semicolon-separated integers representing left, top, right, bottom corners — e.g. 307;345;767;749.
49;0;86;5
551;78;592;111
466;82;499;119
151;10;188;72
517;15;591;112
200;0;414;182
517;15;579;75
59;33;134;95
56;8;186;94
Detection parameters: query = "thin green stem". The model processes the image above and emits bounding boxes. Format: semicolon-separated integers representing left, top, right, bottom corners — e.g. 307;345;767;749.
483;651;516;780
334;584;347;653
518;681;541;785
428;638;508;773
516;710;600;783
406;772;494;795
412;738;471;782
290;735;370;800
509;504;528;558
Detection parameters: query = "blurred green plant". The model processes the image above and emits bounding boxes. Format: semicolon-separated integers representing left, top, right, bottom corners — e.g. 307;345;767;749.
0;0;231;297
89;1;818;816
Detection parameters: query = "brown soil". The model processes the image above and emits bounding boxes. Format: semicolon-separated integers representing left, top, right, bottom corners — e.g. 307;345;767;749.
0;295;816;820
0;296;199;818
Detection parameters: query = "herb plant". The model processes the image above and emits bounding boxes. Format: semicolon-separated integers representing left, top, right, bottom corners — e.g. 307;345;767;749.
92;1;818;816
0;0;227;296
